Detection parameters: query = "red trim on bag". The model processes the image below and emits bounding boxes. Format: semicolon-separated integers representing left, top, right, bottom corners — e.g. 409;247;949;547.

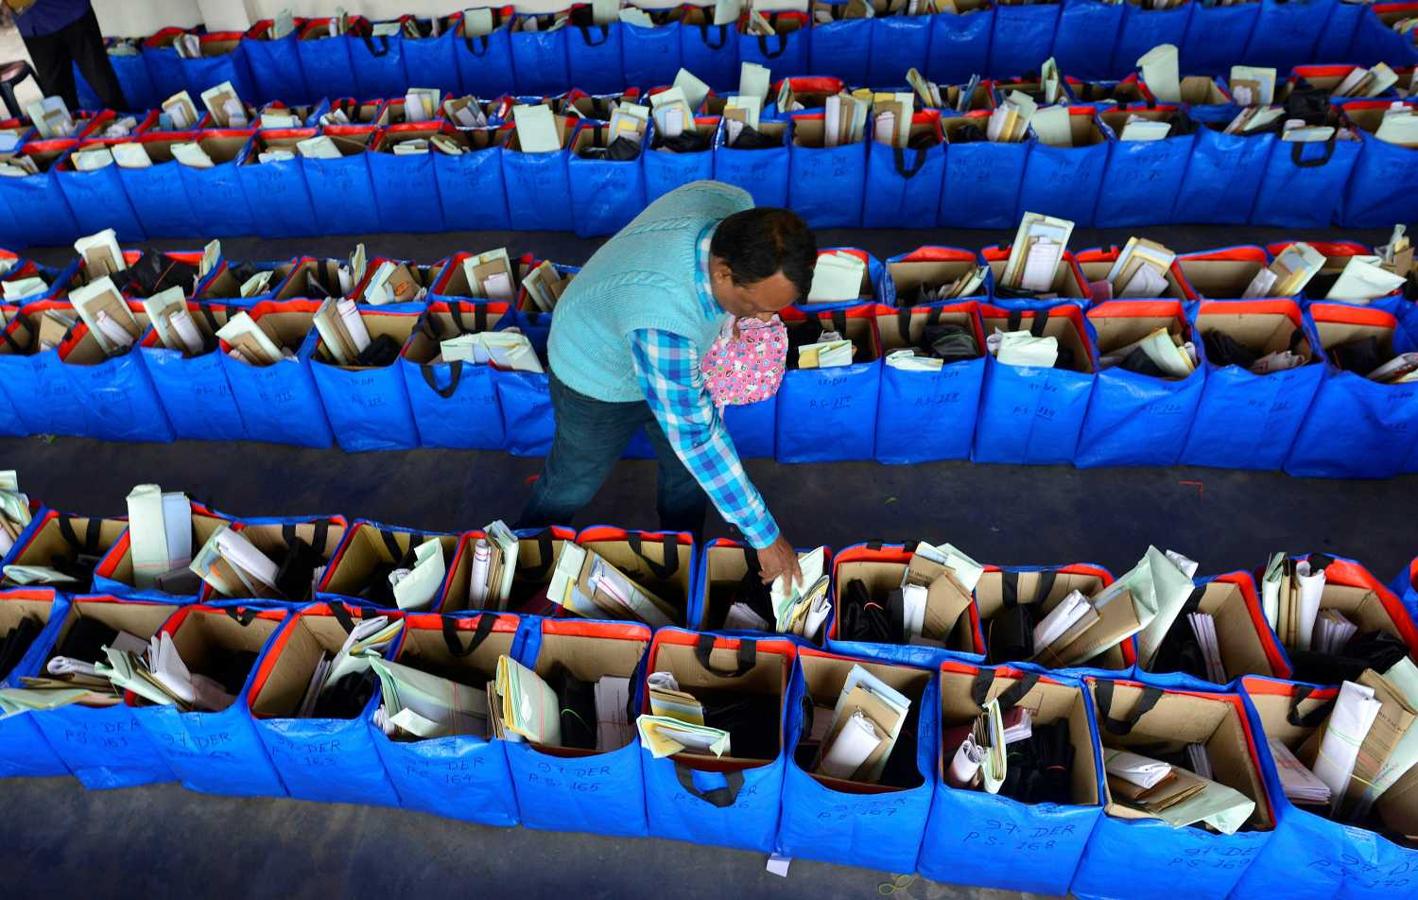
941;659;1074;690
246;17;308;39
1241;675;1338;702
774;76;845;96
0;586;60;604
1265;240;1371;259
541;618;652;642
142;27;190;49
246;602;396;707
1195;299;1305;328
1307;302;1397;329
1293;64;1364;80
577;526;694;547
898;246;977;264
1212;571;1292;679
1086;299;1189;322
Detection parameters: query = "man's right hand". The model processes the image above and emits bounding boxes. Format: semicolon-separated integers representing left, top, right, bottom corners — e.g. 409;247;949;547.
757;534;803;587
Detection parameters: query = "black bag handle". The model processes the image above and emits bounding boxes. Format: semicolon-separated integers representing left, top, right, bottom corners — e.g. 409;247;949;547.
893;145;929;179
361;32;391;57
896;307;913;340
442;612;497;657
421;359;464;398
757;31;788;59
1290;137;1336;168
674;762;744;807
225;606;259;626
971;668;1041;712
57;515;102;555
694;632;756;677
627;532;678;581
830;308;848;338
1306;553;1334;572
280;519;331;553
577;24;612;46
1030;309;1049;337
1000;569;1057;610
1287;684;1335;728
1094;681;1163;736
697;22;729;50
520;529;556;581
327;601;357;634
463;33;490;55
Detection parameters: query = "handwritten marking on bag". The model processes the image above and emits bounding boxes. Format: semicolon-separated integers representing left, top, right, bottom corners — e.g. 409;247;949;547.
1310;854;1413;889
1166;844;1258;870
913;391;961;407
814;797;909;821
962;819;1073;848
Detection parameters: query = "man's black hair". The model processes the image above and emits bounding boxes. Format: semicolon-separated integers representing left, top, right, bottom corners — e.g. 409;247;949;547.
710;208;817;299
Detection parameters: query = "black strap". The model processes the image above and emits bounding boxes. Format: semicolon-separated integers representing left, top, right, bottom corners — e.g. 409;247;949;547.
627;533;678;581
1030;309;1049;337
830;309;847;338
697;22;729;50
895;307;913;340
674;763;743;807
281;519;331;552
442;613;497;657
1001;570;1056;609
694;632;756;677
865;540;883;551
361;33;391;57
1290;136;1336;168
327;601;356;634
521;529;555;580
971;669;1041;712
1306;553;1334;572
381;530;422;565
1007;309;1022;332
1094;681;1163;736
893;144;929;179
1287;684;1335;728
225;607;259;626
421;360;463;398
577;24;611;46
757;31;788;59
463;33;490;55
199;305;221;334
57;516;102;555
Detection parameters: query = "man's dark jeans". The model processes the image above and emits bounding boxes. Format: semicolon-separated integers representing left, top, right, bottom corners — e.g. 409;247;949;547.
518;373;708;538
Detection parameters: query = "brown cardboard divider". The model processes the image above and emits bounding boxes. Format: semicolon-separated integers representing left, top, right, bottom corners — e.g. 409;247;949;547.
224;519;346;602
313;310;419;369
985;257;1090;300
49;599;182;663
942;667;1101;806
140;608;281;708
529;629;649;757
1145;579;1278;680
4;515;125;586
322;525;458;600
1077;259;1187;300
699;544;758;631
652;638;786;768
1177;258;1266;299
1089;313;1188;358
798;653;930;793
201;260;299;300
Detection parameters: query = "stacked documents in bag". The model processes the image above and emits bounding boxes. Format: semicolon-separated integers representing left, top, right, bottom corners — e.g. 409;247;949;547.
1242;243;1325;299
294;615;404;717
988;90;1037;143
1105;747;1255;834
0;471;31;558
364;260;423;305
313;297;372;365
1138;44;1182;103
1261;553;1325;652
796;330;855;368
814;665;911;783
27;96;74;138
806;250;867;303
944;696;1008;793
69;276;141;356
769;546;831;639
1268;737;1331;804
637;670;731;758
1374;103;1418;146
896;544;977;645
0;623;145;715
1230;66;1277;107
523;260;571;312
71;147;114;171
492;654;561;744
466;520;519;611
371;655;489;739
1225;104;1286;135
99;632;236;713
217;312;293;365
989;329;1058;368
547;543;677;628
126;484;193;590
1334;63;1400;99
821;93;869;147
389;538;446;611
439;330;543;373
1303;668;1418;821
200;81;247;127
1098;327;1196;378
461;248;517;301
75;228;125;277
443;94;488;128
403;87;441;123
1188;612;1227;683
1107;237;1177;298
650;86;695;139
871;92;914;148
1002;212;1074;293
907;67;945;109
190;523;280;598
1325;254;1407;302
143;287;206;356
162;91;200;130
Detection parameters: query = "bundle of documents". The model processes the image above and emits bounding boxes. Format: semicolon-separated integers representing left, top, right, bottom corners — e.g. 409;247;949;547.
1312;678;1388;815
162;91;200;130
460;248;517;302
989;329;1058;368
1268;737;1331;804
389;538;446;611
171;141;215;168
796;329;855;368
895;544;977;645
0;616;149;714
606;103;650;145
1187;612;1226;683
944;696;1008;793
814;665;911;783
1107;237;1176;298
189;522;281;598
1374;103;1418;146
466;520;519;611
492;654;561;744
987;90;1037;143
295;135;342;159
1118;115;1173;142
523;260;571;312
1230;65;1277;107
1333;63;1400;99
1040;56;1062;105
806;250;867;303
1366;352;1418;385
370;655;489;739
172;32;201;58
294;615;403;718
723;96;763;133
101;632;236;712
0;471;30;557
0;154;39;178
915;266;987;304
1261;553;1325;652
403;87;440;123
872;92;915;148
823;93;870;147
1325;254;1407;302
768;546;831;640
443;95;488;128
906;67;945;109
512;104;568;153
439;330;544;373
1138;43;1182;103
1314;609;1359;655
1002;212;1074;292
313;297;372;365
126;484;192;590
547;543;677;627
1032;590;1098;656
1225;105;1287;135
1241;242;1325;299
142;286;205;355
75;228;126;277
2;275;48;301
1352;659;1418;820
1098;327;1196;379
1105;748;1255;834
71;147;115;172
31;308;76;351
650;86;695;140
364;260;424;305
26;96;74;138
637;671;731;758
69;276;141;357
1281;121;1349;144
200;81;247;128
217;312;293;365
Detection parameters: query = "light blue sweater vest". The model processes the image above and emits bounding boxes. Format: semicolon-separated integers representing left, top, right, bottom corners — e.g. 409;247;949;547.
547;181;753;402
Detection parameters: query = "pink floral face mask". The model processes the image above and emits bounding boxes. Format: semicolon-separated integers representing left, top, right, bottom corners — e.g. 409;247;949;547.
702;315;788;407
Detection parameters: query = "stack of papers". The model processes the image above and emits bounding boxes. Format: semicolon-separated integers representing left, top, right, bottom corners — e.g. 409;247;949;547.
1263;555;1325;652
466;520;519;611
606;103;650;145
98;632;235;712
797;330;855;368
897;546;976;645
769;546;831;640
1241;242;1325;299
1041;56;1062;105
872;92;915;148
991;329;1059;368
439;330;544;373
370;655;489;740
1325;254;1407;302
1375;104;1418;146
162;91;200;130
294;616;403;718
1313;679;1386;814
200;81;247;127
1314;609;1359;655
1119;115;1173;142
1032;590;1099;656
493;655;561;745
523;260;571;312
0;471;31;557
650;86;695;139
217;312;291;365
1105;748;1255;834
296;135;342;159
364;260;423;305
2;276;48;301
1225;105;1287;135
461;248;517;302
69;276;142;357
987;90;1036;143
547;543;677;627
824;93;870;147
313;297;372;366
1138;43;1181;103
1031;105;1072;147
72;148;114;171
1230;65;1277;106
1099;327;1195;379
126;484;192;590
638;671;732;758
1367;353;1418;384
75;228;126;277
389;538;446;611
444;95;488;128
596;675;634;750
1002;212;1074;292
806;251;866;303
815;665;911;783
1188;612;1226;683
1333;63;1400;98
190;523;281;598
513;104;567;153
403;87;441;122
944;696;1008;793
907;67;944;108
1108;237;1177;298
1268;737;1331;804
27;96;74;138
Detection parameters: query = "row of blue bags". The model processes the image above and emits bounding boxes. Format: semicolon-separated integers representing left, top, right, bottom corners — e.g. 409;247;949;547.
1;571;1416;899
3;269;1417;477
3;94;1413;250
77;0;1418;110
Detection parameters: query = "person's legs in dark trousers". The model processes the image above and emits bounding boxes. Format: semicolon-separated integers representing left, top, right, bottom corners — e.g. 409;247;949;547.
37;8;127;111
641;414;709;542
22;28;78;112
518;373;648;530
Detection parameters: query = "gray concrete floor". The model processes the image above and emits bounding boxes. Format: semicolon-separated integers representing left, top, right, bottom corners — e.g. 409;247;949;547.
1;224;1413;897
